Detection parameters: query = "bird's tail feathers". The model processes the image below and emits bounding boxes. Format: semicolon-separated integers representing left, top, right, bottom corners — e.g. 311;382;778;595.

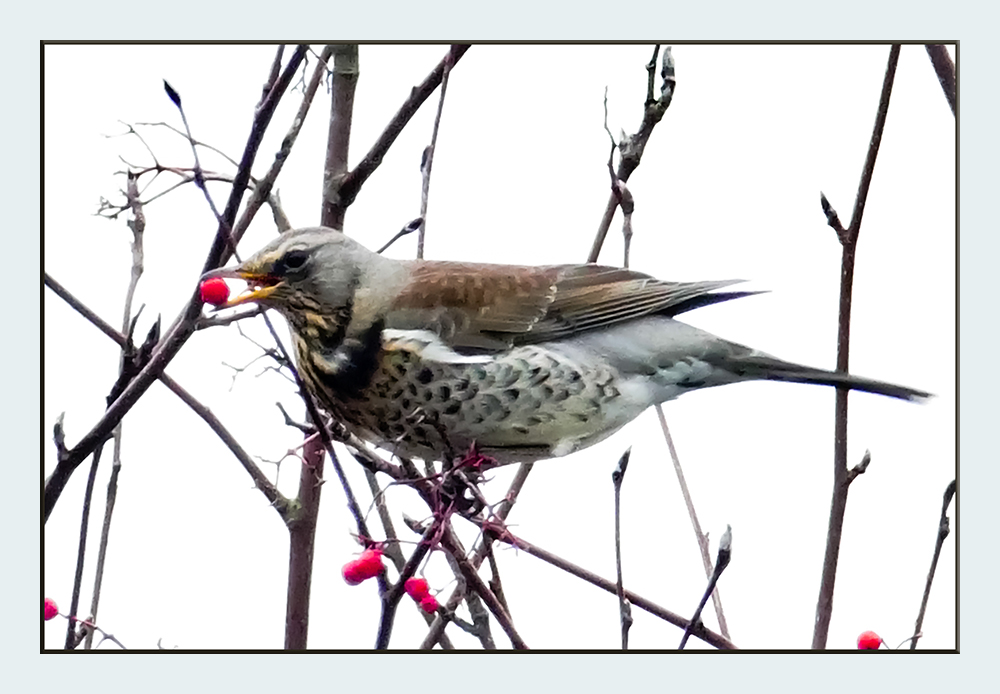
734;355;932;402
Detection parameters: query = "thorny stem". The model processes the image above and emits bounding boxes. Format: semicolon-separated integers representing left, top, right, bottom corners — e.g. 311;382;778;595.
419;463;534;649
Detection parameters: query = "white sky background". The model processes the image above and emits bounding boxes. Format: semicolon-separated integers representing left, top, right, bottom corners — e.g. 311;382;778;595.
43;44;955;650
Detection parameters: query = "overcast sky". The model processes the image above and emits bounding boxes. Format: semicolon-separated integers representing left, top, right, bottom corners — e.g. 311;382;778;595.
43;43;955;654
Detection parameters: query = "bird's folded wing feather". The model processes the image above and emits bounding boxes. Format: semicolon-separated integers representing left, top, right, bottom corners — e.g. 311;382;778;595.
386;261;755;352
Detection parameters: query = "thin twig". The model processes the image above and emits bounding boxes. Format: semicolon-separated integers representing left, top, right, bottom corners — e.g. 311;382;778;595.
439;526;528;649
611;448;633;649
86;173;146;648
416;44;458;258
475;521;736;650
375;519;441;649
679;525;732;649
812;44;900;650
910;479;956;649
376;217;423;254
655;405;730;638
64;444;104;649
588;46;675;262
44;275;289;516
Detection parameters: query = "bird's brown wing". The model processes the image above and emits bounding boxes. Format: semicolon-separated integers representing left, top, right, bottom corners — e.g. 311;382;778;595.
386;261;755;352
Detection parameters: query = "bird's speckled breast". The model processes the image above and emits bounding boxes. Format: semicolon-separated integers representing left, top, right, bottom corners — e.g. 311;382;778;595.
300;334;630;463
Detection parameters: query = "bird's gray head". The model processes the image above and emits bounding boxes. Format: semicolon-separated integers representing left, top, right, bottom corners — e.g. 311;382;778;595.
203;226;377;329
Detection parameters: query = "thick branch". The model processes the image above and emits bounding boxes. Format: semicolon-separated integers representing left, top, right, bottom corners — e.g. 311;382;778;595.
334;45;470;211
925;45;956;116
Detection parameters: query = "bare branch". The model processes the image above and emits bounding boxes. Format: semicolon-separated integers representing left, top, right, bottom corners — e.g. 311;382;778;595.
588;46;675;262
679;525;732;649
656;405;730;638
44;45;308;520
611;447;633;649
910;479;956;649
925;45;956;116
416;45;459;259
812;44;901;650
334;45;470;211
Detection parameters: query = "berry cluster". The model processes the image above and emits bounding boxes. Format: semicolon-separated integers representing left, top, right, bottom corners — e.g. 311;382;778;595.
404;577;439;614
342;548;385;585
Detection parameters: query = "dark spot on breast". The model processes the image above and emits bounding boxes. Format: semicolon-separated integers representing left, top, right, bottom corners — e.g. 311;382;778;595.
512;425;530;436
573;413;589;423
423;390;434;402
438;384;451;400
503;388;520;402
456;383;479;401
417;367;434;384
528;367;550;386
444;401;461;416
402;398;412;410
407;383;418;396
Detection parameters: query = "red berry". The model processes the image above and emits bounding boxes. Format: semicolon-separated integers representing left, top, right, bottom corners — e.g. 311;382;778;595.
356;548;384;578
199;278;230;306
404;577;430;600
44;598;58;621
857;630;882;650
342;560;368;586
419;595;440;614
342;548;384;586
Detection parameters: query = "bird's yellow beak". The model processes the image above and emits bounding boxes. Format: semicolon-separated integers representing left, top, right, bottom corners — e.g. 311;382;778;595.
201;266;283;309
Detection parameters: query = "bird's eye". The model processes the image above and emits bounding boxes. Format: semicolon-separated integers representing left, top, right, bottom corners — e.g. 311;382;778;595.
278;249;310;274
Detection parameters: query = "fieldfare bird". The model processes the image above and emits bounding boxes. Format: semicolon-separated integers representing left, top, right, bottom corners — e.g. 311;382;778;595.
205;226;928;465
